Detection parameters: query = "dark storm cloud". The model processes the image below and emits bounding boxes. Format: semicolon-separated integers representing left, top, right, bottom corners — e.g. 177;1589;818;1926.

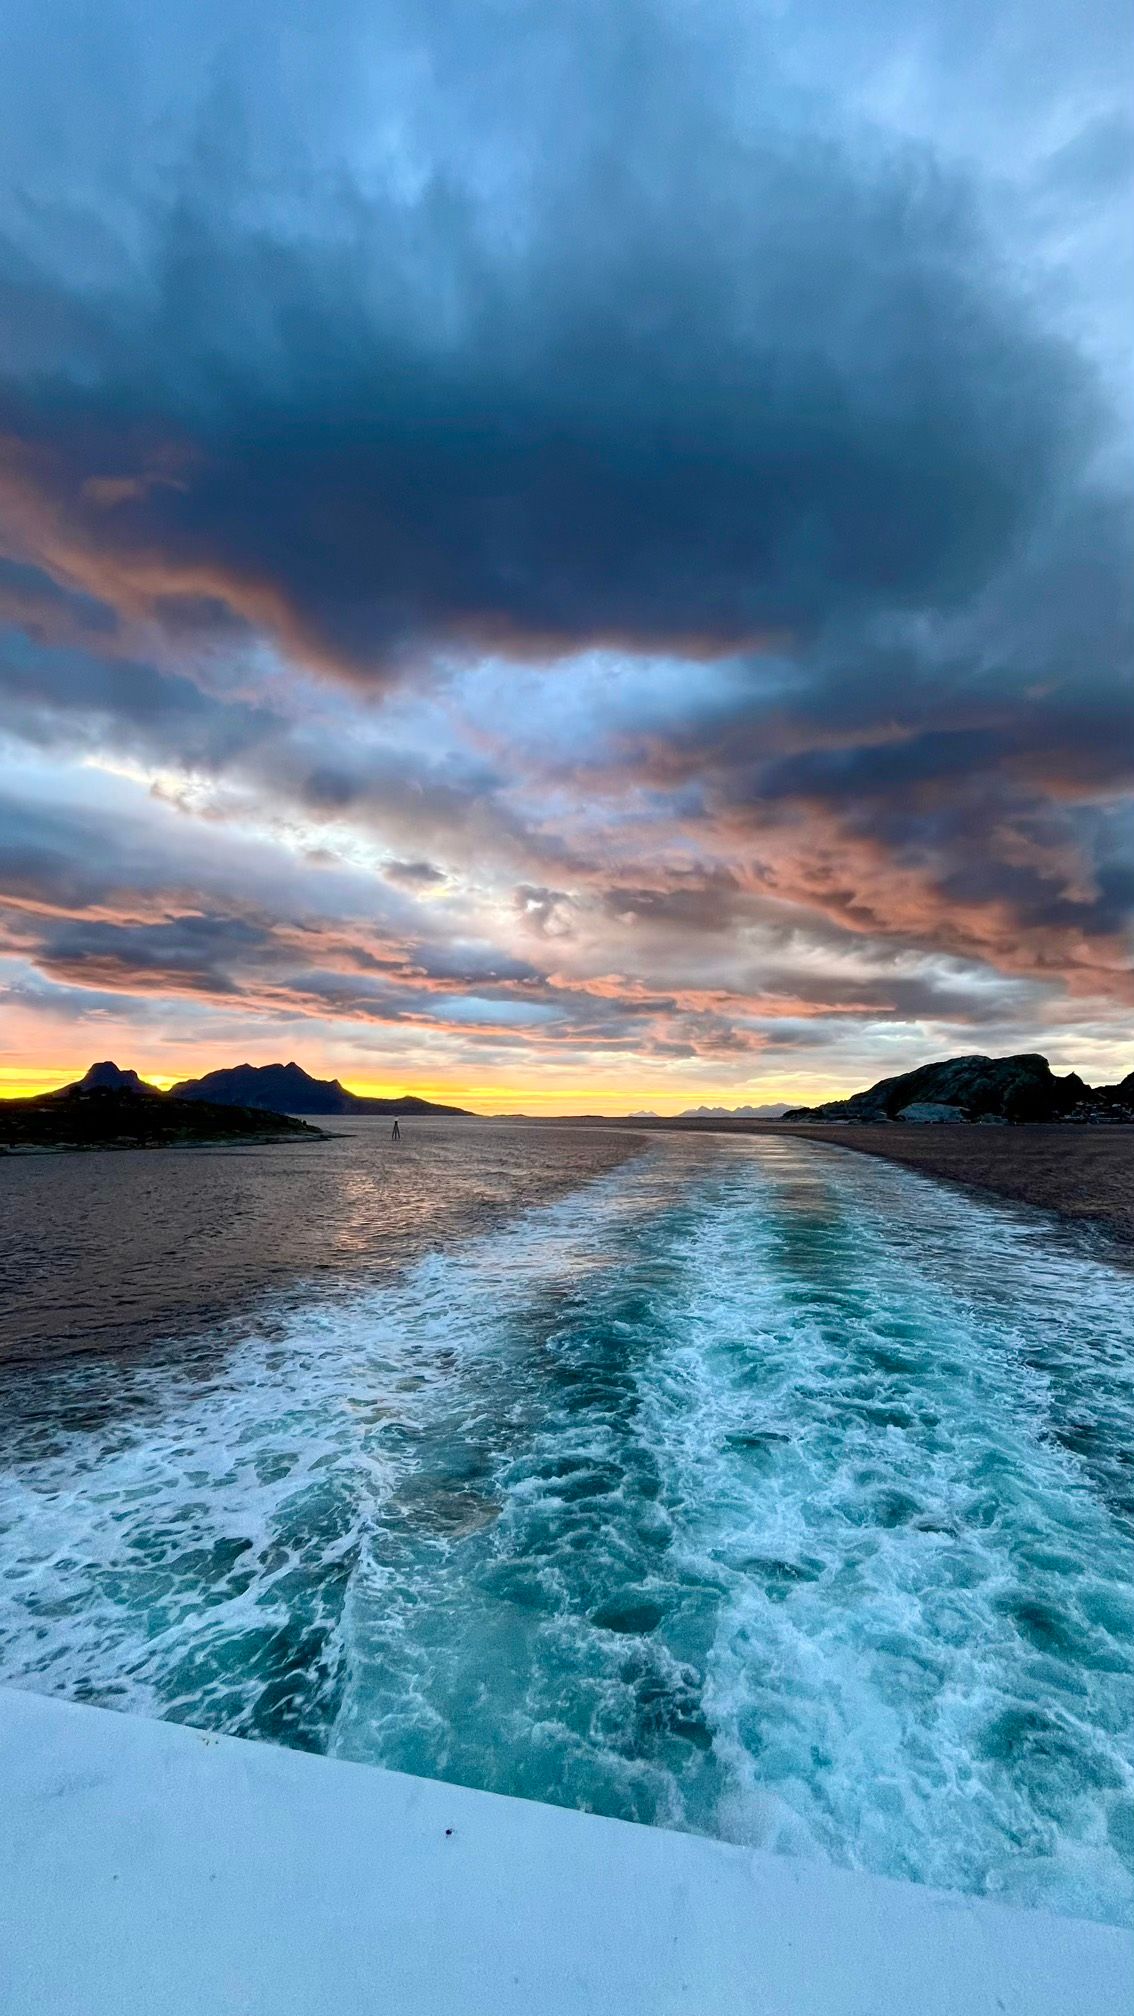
0;1;1099;681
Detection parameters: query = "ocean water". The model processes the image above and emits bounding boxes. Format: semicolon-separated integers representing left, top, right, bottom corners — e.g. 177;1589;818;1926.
1;1124;1133;1925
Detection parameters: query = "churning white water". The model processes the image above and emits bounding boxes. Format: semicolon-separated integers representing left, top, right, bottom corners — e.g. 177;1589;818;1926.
2;1131;1132;1924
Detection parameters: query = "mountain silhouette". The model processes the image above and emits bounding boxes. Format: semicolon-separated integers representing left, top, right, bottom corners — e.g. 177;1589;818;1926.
783;1053;1134;1123
170;1061;470;1117
73;1061;158;1096
1;1065;321;1152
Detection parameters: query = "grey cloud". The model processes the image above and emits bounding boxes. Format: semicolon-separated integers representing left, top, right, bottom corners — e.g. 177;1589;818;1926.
1040;113;1134;199
36;913;261;997
0;631;282;768
384;859;447;888
0;558;117;643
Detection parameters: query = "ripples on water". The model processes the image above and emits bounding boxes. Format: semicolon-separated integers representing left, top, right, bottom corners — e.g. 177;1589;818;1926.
0;1118;638;1361
1;1125;1133;1925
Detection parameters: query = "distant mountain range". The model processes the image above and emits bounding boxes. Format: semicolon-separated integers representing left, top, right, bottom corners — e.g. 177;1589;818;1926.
679;1102;791;1119
783;1053;1134;1125
169;1062;470;1116
14;1055;1134;1134
63;1060;470;1117
1;1055;472;1152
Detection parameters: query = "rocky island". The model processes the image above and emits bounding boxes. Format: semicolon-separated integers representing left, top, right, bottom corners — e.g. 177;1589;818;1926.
0;1063;323;1153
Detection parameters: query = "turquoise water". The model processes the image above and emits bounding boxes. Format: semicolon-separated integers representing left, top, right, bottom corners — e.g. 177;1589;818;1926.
2;1130;1133;1923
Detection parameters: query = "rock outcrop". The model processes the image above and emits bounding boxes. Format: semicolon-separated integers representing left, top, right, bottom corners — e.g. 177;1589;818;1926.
783;1052;1132;1124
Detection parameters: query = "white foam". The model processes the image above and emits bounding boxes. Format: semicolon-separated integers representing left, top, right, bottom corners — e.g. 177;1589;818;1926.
1;1132;1132;1923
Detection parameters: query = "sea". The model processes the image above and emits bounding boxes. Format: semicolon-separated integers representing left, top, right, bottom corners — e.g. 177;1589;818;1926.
1;1119;1132;1925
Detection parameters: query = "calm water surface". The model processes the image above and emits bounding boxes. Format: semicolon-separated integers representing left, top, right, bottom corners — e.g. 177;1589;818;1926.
1;1123;1132;1926
0;1118;636;1361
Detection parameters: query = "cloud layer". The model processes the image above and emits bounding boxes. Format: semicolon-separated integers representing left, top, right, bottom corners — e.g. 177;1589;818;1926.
0;0;1130;1104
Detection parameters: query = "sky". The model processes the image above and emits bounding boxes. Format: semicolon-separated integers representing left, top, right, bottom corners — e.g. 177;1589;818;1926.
0;0;1131;1112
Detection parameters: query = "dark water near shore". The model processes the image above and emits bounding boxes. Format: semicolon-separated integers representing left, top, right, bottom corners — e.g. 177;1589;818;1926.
1;1123;1133;1924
